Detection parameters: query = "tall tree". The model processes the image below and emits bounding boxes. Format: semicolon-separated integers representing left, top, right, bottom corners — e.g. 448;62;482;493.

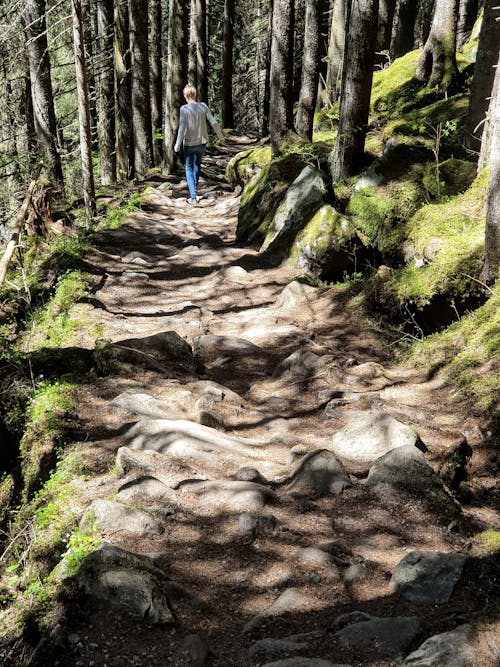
164;0;189;172
262;0;274;135
377;0;397;51
23;0;64;189
416;0;461;91
115;0;132;179
129;0;153;178
479;52;500;285
464;0;500;154
96;0;116;184
390;0;418;59
189;0;208;103
415;0;436;47
330;0;378;179
296;0;321;140
71;0;96;219
150;0;163;164
269;0;295;154
457;0;479;46
82;0;98;149
324;0;346;106
222;0;235;127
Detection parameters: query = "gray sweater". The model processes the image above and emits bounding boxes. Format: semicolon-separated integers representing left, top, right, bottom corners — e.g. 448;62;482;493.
174;102;223;151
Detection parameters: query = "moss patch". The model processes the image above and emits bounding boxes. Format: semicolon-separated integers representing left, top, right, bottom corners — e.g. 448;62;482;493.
422;158;477;200
226;145;272;187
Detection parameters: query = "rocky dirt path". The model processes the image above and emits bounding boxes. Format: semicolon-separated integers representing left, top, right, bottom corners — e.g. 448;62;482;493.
54;138;498;667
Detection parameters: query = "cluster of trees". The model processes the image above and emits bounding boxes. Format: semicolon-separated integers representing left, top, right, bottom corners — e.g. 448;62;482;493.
0;0;498;277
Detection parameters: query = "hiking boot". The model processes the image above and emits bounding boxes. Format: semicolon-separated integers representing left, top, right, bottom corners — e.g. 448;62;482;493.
186;197;198;205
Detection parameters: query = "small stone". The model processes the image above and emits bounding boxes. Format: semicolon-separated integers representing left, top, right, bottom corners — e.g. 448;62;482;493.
343;563;368;583
236;466;269;485
198;409;225;430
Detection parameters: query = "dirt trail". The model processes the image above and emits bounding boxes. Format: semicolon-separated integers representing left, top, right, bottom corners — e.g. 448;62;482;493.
56;138;498;667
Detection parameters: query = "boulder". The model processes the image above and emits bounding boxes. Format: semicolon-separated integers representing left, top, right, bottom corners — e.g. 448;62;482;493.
390;551;468;604
180;634;210;667
249;633;320;662
236;466;270;485
276;281;319;310
334;614;422;658
108;331;194;372
400;624;475;666
260;166;328;255
286;450;352;496
75;544;173;624
275;349;329;379
330;412;422;475
243;588;316;633
193;334;263;361
80;499;164;537
238;512;281;540
109;392;175;419
179;479;276;511
116;475;178;509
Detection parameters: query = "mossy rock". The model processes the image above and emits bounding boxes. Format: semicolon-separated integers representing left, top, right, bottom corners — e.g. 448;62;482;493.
422;158;477;200
225;145;272;188
236;154;305;244
287;204;358;279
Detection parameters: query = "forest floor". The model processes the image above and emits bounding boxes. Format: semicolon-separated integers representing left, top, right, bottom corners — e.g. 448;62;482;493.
36;137;498;667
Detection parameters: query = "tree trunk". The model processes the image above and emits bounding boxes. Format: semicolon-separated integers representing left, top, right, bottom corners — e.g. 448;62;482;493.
222;0;235;127
415;0;436;47
378;0;397;51
390;0;418;59
296;0;321;140
416;0;461;91
129;0;153;178
150;0;163;164
464;0;500;154
262;0;273;135
115;0;132;180
325;0;346;106
71;0;97;220
189;0;208;103
480;51;500;285
457;0;479;46
96;0;116;184
164;0;189;172
330;0;378;179
23;0;64;189
269;0;295;154
82;0;98;150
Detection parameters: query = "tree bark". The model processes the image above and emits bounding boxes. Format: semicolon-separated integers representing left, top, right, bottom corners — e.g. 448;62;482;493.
115;0;132;180
416;0;461;91
480;51;500;285
378;0;397;51
325;0;346;106
82;0;98;150
129;0;153;178
262;0;274;135
150;0;163;164
190;0;208;103
390;0;418;59
296;0;321;140
23;0;64;189
415;0;436;47
71;0;97;220
164;0;189;172
457;0;479;46
269;0;295;154
96;0;116;184
222;0;235;127
330;0;378;180
464;0;500;154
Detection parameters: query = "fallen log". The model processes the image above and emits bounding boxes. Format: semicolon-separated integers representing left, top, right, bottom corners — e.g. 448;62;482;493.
0;180;37;288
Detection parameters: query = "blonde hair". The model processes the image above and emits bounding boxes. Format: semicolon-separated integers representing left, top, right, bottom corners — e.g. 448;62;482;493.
183;84;197;101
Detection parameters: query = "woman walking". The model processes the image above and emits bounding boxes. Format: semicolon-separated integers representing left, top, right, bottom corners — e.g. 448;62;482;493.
174;84;224;204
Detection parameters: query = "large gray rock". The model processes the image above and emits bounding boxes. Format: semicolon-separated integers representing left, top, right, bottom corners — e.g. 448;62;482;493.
193;334;263;362
75;544;173;624
109;331;194;371
366;444;447;498
116;476;178;508
400;624;475;666
330;412;422;475
80;499;164;537
249;633;319;662
286;450;352;496
275;349;329;379
180;634;210;667
275;281;320;310
390;551;468;604
260;166;328;254
109;392;175;419
179;479;276;511
243;588;316;633
334;614;422;658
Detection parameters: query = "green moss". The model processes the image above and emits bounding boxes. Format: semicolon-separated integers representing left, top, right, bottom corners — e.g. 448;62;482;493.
382;94;469;141
226;145;272;187
422;158;477;200
473;530;500;554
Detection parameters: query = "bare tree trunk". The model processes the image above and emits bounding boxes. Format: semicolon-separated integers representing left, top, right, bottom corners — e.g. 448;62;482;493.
296;0;321;140
96;0;116;184
150;0;163;164
378;0;397;51
164;0;189;172
390;0;418;59
416;0;461;91
222;0;235;127
129;0;153;178
270;0;295;154
72;0;97;220
325;0;346;106
189;0;208;102
262;0;273;135
114;0;132;180
82;0;98;150
464;0;500;154
23;0;64;189
457;0;479;46
415;0;436;47
480;52;500;284
330;0;378;179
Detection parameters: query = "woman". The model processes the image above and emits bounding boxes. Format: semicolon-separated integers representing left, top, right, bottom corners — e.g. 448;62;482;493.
174;84;224;204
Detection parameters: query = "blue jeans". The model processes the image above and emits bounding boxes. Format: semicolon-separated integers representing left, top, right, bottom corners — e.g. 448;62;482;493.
184;144;205;199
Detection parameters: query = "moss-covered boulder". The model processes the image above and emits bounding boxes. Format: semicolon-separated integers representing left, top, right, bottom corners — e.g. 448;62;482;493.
225;144;272;188
422;158;477;200
260;165;328;257
287;204;358;279
236;154;305;244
